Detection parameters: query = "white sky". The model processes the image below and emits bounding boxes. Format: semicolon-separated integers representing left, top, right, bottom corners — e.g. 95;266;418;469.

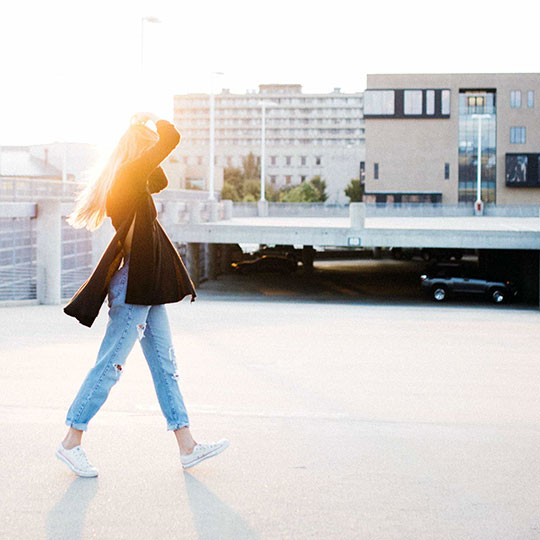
1;0;539;145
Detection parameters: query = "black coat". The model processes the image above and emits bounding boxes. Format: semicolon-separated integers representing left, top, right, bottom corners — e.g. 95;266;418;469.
63;120;196;327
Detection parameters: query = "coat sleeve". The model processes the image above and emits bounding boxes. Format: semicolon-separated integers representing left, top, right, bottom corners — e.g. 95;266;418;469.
147;166;169;194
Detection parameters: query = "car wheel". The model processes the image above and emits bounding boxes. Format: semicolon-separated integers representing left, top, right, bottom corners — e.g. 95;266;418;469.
490;288;505;304
432;285;448;302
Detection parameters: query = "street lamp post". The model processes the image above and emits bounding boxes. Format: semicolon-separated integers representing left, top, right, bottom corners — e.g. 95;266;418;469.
258;100;278;203
140;16;161;77
208;71;224;201
471;113;491;215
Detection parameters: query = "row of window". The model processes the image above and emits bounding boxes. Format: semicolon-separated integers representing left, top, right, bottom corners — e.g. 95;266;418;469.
179;117;364;127
182;138;363;146
180;155;324;167
372;162;451;180
510;90;535;108
180;108;363;117
177;97;363;107
364;89;451;118
183;128;364;137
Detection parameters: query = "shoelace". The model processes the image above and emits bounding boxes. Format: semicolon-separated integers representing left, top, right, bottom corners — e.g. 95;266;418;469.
74;447;92;468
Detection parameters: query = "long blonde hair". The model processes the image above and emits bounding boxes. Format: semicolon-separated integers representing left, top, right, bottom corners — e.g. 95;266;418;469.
67;123;159;231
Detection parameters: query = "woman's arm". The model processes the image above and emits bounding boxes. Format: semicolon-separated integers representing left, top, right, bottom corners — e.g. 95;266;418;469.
121;118;181;193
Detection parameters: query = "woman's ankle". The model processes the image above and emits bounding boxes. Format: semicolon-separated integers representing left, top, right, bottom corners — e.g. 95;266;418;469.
62;427;83;450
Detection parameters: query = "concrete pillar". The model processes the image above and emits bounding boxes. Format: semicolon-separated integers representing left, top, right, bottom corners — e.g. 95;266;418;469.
257;199;269;217
223;200;233;220
208;243;219;280
301;245;315;275
189;200;201;224
36;199;62;304
186;242;200;286
350;202;366;228
91;220;114;267
209;201;219;222
161;201;181;228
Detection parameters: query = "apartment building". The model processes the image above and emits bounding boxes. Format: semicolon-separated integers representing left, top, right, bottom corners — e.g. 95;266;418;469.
173;84;365;203
363;73;540;204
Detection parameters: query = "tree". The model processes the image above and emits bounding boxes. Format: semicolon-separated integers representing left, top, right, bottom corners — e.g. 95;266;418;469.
242;152;260;181
279;182;320;202
309;176;328;202
344;178;364;202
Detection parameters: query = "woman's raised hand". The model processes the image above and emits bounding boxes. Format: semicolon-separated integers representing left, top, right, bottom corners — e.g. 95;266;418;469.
131;112;160;125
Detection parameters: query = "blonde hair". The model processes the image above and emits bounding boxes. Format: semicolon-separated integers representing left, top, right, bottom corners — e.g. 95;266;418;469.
67;123;159;231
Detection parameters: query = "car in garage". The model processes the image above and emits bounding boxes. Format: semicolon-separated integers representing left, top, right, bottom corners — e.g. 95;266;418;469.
420;264;518;304
232;255;298;275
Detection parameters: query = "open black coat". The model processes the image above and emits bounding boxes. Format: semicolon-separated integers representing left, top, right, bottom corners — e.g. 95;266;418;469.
64;120;196;327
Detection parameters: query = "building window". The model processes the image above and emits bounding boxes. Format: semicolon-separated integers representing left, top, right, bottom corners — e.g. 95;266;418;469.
441;90;450;115
527;90;535;108
444;163;450;180
360;161;365;181
426;90;435;115
300;175;306;183
270;155;277;165
510;90;522;108
285;156;292;165
315;156;322;165
510;127;526;144
285;175;292;185
300;156;307;166
270;175;276;184
467;95;485;112
374;163;379;180
364;90;395;115
404;90;423;115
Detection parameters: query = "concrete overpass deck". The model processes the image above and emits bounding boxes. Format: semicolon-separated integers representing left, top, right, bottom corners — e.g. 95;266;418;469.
175;216;540;250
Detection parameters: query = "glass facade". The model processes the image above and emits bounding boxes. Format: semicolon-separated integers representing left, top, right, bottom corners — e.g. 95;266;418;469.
458;90;497;203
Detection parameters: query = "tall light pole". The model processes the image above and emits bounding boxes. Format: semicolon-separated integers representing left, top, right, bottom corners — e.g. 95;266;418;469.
471;113;491;214
208;71;224;200
258;100;278;202
140;16;161;78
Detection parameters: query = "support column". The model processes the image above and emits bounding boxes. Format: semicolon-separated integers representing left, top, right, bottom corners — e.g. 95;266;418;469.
186;243;200;286
301;245;315;275
189;200;201;224
349;202;366;228
208;243;219;280
257;199;269;217
223;200;233;220
209;201;219;222
36;199;62;304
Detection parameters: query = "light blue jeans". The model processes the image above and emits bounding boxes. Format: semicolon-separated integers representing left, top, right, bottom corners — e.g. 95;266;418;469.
66;258;190;431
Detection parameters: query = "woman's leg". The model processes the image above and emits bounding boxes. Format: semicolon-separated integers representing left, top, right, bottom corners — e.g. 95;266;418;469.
64;265;150;435
138;304;196;454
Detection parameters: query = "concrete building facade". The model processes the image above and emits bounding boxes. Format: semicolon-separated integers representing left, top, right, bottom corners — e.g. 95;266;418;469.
363;73;540;204
173;84;365;203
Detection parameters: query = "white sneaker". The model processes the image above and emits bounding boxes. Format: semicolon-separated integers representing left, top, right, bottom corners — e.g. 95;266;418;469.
181;439;230;469
56;443;98;478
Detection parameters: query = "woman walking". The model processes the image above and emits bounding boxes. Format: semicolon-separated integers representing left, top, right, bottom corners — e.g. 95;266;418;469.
57;112;228;477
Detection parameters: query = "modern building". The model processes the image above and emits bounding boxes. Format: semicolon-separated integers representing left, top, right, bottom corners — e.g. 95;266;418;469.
173;84;365;203
363;73;540;204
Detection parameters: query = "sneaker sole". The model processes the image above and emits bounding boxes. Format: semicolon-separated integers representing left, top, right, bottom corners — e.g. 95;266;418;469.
182;440;230;469
56;450;98;478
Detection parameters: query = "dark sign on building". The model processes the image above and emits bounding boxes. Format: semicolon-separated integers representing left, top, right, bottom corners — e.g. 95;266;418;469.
506;153;540;187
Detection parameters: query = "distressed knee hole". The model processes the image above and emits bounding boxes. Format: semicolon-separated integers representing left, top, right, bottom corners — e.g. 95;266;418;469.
136;323;146;341
113;364;123;377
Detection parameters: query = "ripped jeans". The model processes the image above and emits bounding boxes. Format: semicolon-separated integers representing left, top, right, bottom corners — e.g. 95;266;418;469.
65;258;190;431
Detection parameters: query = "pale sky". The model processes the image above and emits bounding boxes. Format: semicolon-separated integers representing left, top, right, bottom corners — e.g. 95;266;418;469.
1;0;538;145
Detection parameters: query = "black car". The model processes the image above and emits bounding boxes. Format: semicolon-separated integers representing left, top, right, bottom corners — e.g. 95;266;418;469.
420;264;518;304
232;255;298;275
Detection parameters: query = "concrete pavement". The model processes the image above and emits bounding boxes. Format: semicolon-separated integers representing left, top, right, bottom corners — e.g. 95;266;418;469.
2;281;540;539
